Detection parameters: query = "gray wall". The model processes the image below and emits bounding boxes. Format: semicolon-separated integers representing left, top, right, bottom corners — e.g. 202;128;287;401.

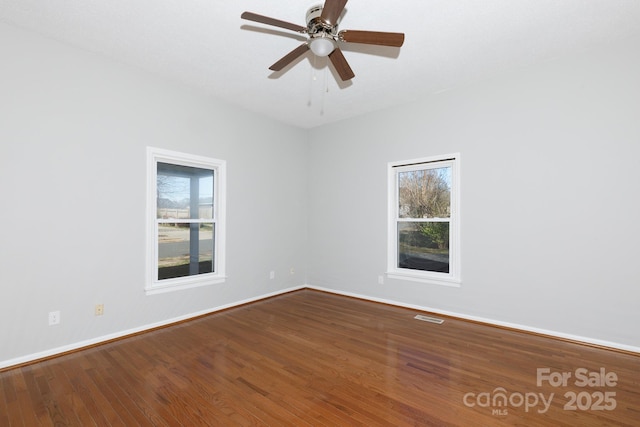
0;23;308;366
307;36;640;350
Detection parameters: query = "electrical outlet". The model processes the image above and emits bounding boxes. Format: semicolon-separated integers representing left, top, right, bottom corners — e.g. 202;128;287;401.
290;267;295;275
378;275;384;285
48;311;60;326
95;304;104;316
269;271;275;280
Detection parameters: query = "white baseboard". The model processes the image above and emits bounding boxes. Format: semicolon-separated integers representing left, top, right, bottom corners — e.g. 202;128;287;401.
0;286;306;370
3;284;637;370
306;285;640;355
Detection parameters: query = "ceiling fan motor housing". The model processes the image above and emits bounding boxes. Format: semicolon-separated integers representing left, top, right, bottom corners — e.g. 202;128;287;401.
306;5;337;38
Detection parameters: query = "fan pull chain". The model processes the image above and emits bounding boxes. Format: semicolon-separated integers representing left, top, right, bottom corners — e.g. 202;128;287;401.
320;65;329;116
308;55;317;107
312;54;318;81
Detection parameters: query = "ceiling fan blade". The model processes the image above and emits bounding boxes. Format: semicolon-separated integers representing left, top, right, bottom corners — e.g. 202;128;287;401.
339;30;405;47
269;43;310;71
321;0;348;26
328;47;355;81
241;12;307;33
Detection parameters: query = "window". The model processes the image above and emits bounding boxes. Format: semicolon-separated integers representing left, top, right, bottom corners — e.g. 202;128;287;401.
387;154;460;286
146;147;226;294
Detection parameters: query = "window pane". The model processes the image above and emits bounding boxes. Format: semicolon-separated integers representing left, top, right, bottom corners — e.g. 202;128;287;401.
199;175;214;219
398;167;451;219
157;163;214;220
398;222;449;273
158;223;215;280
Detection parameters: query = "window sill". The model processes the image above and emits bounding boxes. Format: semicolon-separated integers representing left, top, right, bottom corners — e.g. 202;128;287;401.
145;276;227;295
386;272;461;288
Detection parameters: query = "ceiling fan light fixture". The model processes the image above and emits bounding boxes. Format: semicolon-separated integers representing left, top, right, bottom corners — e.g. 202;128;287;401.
309;37;335;57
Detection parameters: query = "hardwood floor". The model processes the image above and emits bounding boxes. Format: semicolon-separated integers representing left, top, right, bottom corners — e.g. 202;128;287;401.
1;289;639;426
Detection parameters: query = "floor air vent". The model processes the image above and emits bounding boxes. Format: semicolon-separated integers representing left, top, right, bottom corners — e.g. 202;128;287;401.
414;314;444;324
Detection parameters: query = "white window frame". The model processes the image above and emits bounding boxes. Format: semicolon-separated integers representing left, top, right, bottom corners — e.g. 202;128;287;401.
146;147;226;295
387;153;461;287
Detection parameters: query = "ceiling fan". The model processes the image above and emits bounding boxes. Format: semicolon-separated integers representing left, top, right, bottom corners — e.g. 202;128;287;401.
241;0;405;81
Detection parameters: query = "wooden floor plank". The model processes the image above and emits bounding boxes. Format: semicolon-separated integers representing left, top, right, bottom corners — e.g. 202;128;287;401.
12;366;44;426
1;289;638;426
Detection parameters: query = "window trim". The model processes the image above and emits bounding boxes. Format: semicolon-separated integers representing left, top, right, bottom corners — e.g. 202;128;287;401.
146;147;226;295
387;153;461;287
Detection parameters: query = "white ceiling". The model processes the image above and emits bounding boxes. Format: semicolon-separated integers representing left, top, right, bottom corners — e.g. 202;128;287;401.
2;0;640;129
